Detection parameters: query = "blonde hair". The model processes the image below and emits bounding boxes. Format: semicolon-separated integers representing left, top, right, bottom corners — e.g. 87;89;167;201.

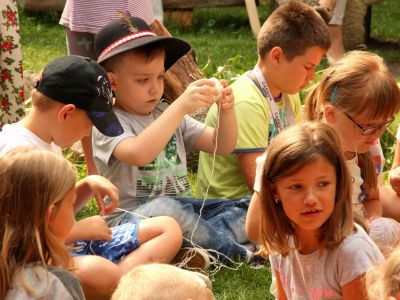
260;122;354;256
304;50;400;193
0;148;76;298
30;89;58;111
366;249;400;299
112;264;213;300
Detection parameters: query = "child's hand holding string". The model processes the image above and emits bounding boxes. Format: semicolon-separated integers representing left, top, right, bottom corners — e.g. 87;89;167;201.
66;216;112;243
215;79;234;110
75;175;119;216
175;78;222;115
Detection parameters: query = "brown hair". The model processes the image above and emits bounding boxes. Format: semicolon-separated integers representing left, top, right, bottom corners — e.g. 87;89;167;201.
259;122;354;256
257;1;331;61
304;50;400;191
0;148;76;298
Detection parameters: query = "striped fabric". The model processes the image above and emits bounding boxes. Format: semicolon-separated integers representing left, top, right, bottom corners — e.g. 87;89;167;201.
60;0;155;34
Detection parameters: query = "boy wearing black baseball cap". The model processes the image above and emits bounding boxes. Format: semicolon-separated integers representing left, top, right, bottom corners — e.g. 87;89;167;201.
0;55;185;299
0;55;124;156
91;15;254;266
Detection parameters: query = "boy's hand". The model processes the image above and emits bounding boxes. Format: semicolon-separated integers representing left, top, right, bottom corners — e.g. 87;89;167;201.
389;167;400;195
66;216;112;243
175;78;222;114
83;175;119;215
217;79;234;110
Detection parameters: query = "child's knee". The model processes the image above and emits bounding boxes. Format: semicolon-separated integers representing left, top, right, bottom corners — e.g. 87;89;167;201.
73;255;122;290
157;216;183;242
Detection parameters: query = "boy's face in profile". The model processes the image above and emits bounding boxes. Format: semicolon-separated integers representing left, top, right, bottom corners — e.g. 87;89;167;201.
271;46;325;95
109;51;166;116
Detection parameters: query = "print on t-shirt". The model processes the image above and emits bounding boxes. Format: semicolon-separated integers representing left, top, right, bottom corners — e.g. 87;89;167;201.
137;135;192;198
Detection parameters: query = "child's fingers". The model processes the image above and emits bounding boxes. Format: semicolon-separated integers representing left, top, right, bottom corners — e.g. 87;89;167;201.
190;78;218;87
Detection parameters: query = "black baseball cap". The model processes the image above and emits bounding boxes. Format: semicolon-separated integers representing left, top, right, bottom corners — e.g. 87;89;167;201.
36;55;124;137
95;16;191;70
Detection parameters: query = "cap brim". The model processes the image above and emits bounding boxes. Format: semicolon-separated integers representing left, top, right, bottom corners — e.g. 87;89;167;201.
87;111;124;137
97;36;191;70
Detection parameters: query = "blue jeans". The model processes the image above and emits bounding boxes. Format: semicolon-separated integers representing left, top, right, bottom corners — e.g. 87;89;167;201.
120;196;250;262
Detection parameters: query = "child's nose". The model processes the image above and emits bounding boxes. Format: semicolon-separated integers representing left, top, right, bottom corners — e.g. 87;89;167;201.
304;188;317;205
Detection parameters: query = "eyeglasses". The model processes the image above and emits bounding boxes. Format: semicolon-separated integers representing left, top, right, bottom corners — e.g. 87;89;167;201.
342;112;394;135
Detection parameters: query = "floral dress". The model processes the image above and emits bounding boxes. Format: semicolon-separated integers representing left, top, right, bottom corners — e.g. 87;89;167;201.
0;0;24;130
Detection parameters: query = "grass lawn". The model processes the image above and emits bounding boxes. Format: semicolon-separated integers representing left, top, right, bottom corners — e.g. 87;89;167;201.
19;1;400;299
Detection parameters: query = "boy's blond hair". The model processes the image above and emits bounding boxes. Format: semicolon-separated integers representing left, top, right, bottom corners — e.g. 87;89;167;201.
112;264;213;300
257;1;331;61
30;89;58;111
366;249;400;299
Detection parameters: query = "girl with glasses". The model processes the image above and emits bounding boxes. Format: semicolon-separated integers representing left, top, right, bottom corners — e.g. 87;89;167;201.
304;50;400;255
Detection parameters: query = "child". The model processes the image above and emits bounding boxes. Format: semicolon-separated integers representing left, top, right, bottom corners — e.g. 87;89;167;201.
111;263;213;300
1;148;85;299
246;122;384;298
366;249;400;300
0;56;183;298
196;1;331;200
92;15;253;264
304;50;400;253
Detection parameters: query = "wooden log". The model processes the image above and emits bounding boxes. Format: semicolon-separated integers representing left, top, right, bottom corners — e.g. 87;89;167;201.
150;20;204;103
163;0;245;10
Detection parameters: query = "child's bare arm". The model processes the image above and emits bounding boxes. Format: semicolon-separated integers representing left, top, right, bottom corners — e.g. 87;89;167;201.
238;152;260;190
113;79;219;166
246;192;263;244
363;189;383;222
275;270;288;300
342;275;368;300
194;80;238;154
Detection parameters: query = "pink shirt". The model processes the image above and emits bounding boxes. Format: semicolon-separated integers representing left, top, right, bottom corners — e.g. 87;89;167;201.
60;0;155;34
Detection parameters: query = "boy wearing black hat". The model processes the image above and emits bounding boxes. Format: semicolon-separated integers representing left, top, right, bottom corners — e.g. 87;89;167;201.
0;55;184;299
92;16;257;265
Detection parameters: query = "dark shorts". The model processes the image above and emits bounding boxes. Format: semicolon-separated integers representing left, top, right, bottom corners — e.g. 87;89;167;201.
72;220;141;264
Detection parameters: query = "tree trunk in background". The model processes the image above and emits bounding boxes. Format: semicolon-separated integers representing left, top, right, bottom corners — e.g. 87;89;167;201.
150;19;204;103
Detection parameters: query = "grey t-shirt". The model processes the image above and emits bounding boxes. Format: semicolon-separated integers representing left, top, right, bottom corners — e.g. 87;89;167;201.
92;103;206;221
6;264;85;300
270;224;384;299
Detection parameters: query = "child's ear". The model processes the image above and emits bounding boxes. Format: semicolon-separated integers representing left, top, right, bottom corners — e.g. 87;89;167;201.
46;204;56;225
322;104;337;124
57;104;76;122
107;71;117;91
269;47;284;66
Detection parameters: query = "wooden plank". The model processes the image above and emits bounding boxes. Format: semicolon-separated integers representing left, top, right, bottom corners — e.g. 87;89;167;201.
244;0;261;36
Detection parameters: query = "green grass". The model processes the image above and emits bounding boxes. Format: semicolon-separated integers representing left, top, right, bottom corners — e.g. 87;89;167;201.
18;2;400;299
